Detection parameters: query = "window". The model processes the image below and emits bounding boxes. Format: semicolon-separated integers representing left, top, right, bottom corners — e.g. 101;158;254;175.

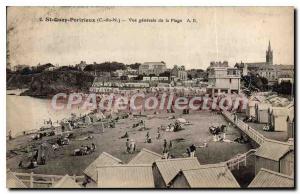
229;78;232;83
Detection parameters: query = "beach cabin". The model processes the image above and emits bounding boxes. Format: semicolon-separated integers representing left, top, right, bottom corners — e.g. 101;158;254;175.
152;157;201;188
255;140;294;176
269;104;294;132
169;163;240;188
247;96;265;118
97;164;154;188
248;168;294;188
83;152;122;187
128;148;163;165
247;101;257;118
52;175;81;188
255;103;271;123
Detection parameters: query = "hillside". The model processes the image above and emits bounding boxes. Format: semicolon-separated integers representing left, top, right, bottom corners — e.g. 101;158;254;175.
7;70;94;98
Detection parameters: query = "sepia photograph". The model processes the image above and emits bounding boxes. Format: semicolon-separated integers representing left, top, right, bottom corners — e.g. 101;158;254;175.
6;6;295;189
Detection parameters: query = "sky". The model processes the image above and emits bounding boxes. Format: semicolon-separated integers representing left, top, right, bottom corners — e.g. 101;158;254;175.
7;7;294;69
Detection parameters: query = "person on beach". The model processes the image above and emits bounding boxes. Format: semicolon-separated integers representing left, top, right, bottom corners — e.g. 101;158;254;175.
163;149;169;159
129;139;136;153
145;132;150;143
186;148;191;157
189;144;196;157
163;139;167;153
18;161;23;169
156;130;161;140
120;132;129;139
126;139;130;153
169;140;173;150
41;155;46;165
91;143;96;152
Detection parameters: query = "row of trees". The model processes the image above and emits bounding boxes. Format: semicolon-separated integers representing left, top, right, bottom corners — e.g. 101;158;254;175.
83;62;141;72
242;74;293;96
7;63;55;75
273;81;294;95
241;74;269;91
7;61;142;75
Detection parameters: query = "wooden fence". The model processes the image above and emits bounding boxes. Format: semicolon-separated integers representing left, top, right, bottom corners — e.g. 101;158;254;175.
14;172;84;188
226;149;257;170
222;111;266;145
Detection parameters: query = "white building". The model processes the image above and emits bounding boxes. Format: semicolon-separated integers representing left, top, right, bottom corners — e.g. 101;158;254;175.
139;62;167;76
171;65;187;81
207;65;241;96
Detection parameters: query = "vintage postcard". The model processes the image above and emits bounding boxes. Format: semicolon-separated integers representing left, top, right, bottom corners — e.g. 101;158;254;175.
6;7;294;189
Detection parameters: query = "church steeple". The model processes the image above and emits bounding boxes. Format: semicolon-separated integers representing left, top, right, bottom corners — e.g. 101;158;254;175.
266;40;273;65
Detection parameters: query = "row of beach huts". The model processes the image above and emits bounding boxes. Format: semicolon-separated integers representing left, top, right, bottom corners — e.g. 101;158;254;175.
7;144;294;188
246;93;294;137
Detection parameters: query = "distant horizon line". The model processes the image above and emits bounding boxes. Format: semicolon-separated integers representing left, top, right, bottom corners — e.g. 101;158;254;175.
8;59;294;71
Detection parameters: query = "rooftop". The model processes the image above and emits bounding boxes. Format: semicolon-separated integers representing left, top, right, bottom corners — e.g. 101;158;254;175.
52;175;81;188
83;152;122;182
248;168;294;188
6;171;27;188
154;157;201;185
128;148;163;165
97;164;154;188
174;163;240;188
255;140;291;161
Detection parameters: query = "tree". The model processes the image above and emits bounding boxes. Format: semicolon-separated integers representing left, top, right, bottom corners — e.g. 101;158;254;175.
128;63;141;70
136;75;143;80
83;61;126;72
242;74;268;91
83;65;95;71
273;81;293;95
159;71;171;77
20;67;32;75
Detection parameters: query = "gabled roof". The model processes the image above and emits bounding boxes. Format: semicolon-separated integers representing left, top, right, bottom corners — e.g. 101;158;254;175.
52;175;81;188
255;140;291;161
97;164;154;188
6;171;27;188
173;163;240;188
154;157;201;185
129;148;162;165
83;152;122;181
248;168;294;188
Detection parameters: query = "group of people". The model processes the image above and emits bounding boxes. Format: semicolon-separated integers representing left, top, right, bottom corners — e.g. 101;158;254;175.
162;139;173;153
74;143;96;156
166;121;183;132
186;144;197;157
132;120;145;128
18;143;48;169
